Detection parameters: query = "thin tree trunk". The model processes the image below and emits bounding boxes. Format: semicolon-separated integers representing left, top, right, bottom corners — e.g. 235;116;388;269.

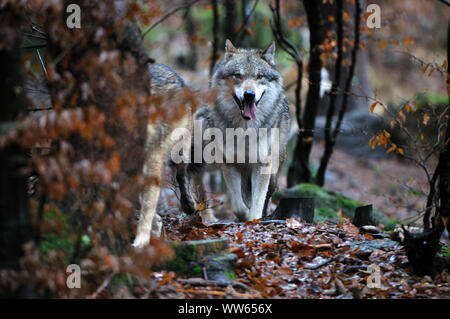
240;0;250;47
288;0;324;185
185;5;197;70
210;0;219;76
315;0;344;186
224;0;237;44
316;0;361;186
436;20;450;237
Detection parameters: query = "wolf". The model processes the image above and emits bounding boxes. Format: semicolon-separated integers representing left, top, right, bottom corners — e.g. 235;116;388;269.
133;40;291;247
132;63;217;248
132;63;192;248
179;40;291;223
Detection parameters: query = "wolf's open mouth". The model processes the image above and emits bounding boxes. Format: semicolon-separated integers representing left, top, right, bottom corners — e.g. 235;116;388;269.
233;91;265;121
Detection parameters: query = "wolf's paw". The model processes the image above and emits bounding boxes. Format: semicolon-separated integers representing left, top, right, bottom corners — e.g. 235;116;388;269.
234;209;250;222
200;208;218;222
132;234;150;248
151;214;163;238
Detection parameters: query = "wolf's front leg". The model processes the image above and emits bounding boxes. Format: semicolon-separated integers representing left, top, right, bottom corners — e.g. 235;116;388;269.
221;166;249;221
248;163;272;220
133;150;164;248
133;184;161;248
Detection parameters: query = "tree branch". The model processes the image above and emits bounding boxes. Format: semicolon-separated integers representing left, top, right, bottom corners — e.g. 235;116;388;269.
141;0;202;38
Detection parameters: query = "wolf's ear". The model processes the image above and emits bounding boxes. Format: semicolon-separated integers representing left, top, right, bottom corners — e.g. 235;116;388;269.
260;41;276;65
225;39;237;57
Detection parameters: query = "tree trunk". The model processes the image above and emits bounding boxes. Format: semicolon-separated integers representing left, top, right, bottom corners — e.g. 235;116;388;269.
185;5;198;70
224;0;237;44
352;205;375;227
210;0;219;76
436;20;450;238
287;0;325;186
0;5;35;297
239;0;253;47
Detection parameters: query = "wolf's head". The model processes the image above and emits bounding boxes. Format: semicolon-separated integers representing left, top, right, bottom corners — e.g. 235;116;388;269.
211;40;283;121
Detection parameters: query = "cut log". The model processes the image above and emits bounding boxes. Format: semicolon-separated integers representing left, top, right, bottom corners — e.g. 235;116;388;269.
352;205;375;227
272;197;315;223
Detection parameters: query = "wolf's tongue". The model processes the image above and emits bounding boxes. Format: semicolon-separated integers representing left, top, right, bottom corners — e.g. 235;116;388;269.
243;102;257;120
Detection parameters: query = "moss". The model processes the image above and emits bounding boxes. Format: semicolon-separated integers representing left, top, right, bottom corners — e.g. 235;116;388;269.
40;210;73;263
384;219;402;231
314;207;338;223
164;243;196;272
40;233;73;258
224;270;236;280
416;92;448;108
439;246;450;258
192;266;203;274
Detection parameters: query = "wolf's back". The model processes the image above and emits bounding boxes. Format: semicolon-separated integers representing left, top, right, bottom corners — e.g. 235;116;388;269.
149;63;185;94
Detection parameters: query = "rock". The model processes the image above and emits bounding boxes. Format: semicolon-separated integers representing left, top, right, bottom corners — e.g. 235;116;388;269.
203;253;238;283
360;225;381;234
160;239;238;281
344;265;368;274
347;239;400;252
354;250;372;260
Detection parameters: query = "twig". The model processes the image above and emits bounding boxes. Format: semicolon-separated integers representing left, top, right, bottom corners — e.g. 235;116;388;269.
304;257;332;270
141;0;202;38
87;272;118;299
36;49;47;76
235;0;260;44
23;32;46;40
180;288;259;298
176;278;257;292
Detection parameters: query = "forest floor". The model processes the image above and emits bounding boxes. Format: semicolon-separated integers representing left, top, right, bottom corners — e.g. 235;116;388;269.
119;132;450;299
129;216;450;299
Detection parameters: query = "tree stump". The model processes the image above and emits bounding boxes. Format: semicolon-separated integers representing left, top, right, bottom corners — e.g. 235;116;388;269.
272;197;315;223
352;205;375;227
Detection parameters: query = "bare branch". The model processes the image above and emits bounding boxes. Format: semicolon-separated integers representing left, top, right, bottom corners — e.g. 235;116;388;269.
141;0;202;38
235;0;260;44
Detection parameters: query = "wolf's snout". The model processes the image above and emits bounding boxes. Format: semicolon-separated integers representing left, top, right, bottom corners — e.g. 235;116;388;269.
233;90;257;121
244;90;256;101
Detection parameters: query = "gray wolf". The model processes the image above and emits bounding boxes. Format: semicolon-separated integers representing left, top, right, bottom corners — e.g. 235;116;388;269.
132;63;217;248
132;63;192;248
179;40;291;223
133;40;291;247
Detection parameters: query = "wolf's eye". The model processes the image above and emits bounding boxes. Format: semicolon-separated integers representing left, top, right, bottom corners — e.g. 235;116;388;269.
233;73;242;79
257;74;264;80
